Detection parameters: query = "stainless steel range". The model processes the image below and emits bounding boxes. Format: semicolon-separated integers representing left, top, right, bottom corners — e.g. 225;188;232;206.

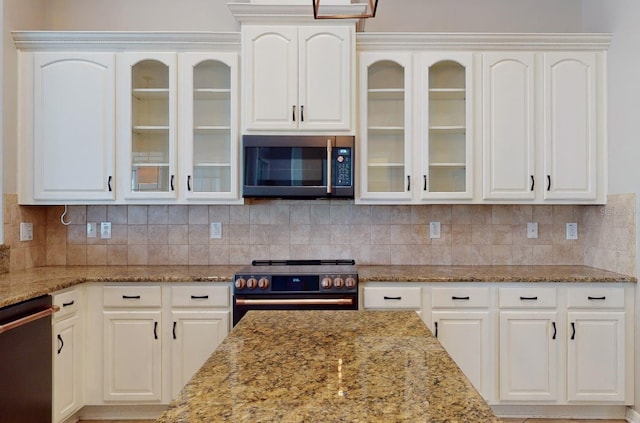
232;259;358;326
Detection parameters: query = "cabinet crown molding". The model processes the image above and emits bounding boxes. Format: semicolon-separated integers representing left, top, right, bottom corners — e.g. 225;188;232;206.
12;31;241;51
356;32;612;51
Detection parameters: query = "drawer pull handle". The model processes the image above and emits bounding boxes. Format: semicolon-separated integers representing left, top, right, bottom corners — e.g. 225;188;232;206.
434;321;438;338
451;296;470;300
587;296;606;300
383;296;402;300
122;295;141;300
519;296;538;301
191;295;209;300
552;321;556;340
570;322;576;340
57;334;64;354
62;300;75;307
173;321;177;340
530;175;534;191
154;321;158;340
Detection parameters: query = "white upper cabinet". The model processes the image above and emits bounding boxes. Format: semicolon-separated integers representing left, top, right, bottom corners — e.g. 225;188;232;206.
178;53;240;201
482;52;536;201
482;51;605;203
419;53;474;200
117;52;178;201
358;52;413;201
21;52;116;203
242;25;353;132
543;52;600;202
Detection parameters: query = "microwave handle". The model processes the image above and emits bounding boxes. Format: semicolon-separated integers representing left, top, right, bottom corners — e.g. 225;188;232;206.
326;138;332;194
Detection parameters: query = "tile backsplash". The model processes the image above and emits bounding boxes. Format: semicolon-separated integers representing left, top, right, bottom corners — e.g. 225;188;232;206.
3;193;636;276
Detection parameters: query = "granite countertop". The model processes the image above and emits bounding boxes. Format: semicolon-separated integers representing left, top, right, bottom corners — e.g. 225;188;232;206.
156;310;501;423
0;264;634;309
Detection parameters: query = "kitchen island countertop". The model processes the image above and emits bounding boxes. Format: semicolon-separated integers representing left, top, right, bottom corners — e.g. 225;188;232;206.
156;310;501;423
0;264;634;309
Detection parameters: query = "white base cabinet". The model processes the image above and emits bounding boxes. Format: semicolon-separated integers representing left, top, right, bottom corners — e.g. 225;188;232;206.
362;281;634;412
83;283;231;407
52;288;83;423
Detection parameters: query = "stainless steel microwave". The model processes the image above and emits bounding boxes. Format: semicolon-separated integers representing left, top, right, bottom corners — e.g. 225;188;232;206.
242;135;354;199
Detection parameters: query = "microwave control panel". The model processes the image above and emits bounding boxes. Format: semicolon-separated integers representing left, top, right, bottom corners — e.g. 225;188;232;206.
334;148;352;187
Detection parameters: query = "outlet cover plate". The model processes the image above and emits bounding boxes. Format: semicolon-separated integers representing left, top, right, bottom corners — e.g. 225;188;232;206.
19;222;33;241
100;222;112;239
210;222;222;239
429;221;441;239
566;222;578;240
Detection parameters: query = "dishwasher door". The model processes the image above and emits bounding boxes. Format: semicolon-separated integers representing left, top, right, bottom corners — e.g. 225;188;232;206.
0;295;56;423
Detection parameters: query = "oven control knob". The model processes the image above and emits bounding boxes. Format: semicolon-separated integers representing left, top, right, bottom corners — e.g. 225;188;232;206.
258;277;270;289
345;277;356;289
234;278;246;290
321;277;333;289
333;277;344;289
247;277;258;289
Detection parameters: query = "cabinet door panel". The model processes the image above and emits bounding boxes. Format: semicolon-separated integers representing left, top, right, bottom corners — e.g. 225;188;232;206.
243;26;298;130
33;53;115;201
543;52;598;200
567;311;625;402
103;311;162;401
482;53;535;200
299;26;352;130
53;315;81;422
432;311;491;399
170;311;229;398
499;311;558;401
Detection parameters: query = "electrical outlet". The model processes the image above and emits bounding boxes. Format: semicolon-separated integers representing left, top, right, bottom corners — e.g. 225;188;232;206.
19;222;33;241
527;222;538;239
210;222;222;239
429;221;441;239
566;222;578;240
87;222;97;238
100;221;112;239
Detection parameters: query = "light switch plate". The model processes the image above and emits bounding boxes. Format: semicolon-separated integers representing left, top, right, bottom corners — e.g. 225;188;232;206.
527;222;538;239
87;222;97;238
429;221;441;239
566;222;578;240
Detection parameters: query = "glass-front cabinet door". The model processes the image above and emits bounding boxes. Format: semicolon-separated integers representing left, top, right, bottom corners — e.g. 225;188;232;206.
358;53;413;202
179;53;239;201
419;53;473;200
117;52;177;200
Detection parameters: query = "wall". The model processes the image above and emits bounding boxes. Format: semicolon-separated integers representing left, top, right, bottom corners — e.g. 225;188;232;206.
582;0;640;414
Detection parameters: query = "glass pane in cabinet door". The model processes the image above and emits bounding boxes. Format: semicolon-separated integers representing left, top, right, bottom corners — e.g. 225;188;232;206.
367;60;406;194
428;60;467;193
131;60;170;193
192;60;231;193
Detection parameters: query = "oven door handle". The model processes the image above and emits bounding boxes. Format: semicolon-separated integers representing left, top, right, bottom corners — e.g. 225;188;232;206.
326;138;333;195
235;298;354;306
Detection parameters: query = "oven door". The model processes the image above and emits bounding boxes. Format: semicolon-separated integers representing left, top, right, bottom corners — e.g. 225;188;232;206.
233;293;358;326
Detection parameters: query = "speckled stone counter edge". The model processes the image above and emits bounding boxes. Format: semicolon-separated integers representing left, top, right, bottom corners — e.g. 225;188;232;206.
0;264;635;309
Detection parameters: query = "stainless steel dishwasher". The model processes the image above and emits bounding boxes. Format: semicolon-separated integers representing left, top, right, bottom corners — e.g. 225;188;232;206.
0;295;58;422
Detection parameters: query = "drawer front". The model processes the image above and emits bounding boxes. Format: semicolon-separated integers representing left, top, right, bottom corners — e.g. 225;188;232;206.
53;289;80;319
567;286;625;309
363;287;422;309
431;287;490;308
171;285;230;308
103;285;162;308
499;287;556;308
